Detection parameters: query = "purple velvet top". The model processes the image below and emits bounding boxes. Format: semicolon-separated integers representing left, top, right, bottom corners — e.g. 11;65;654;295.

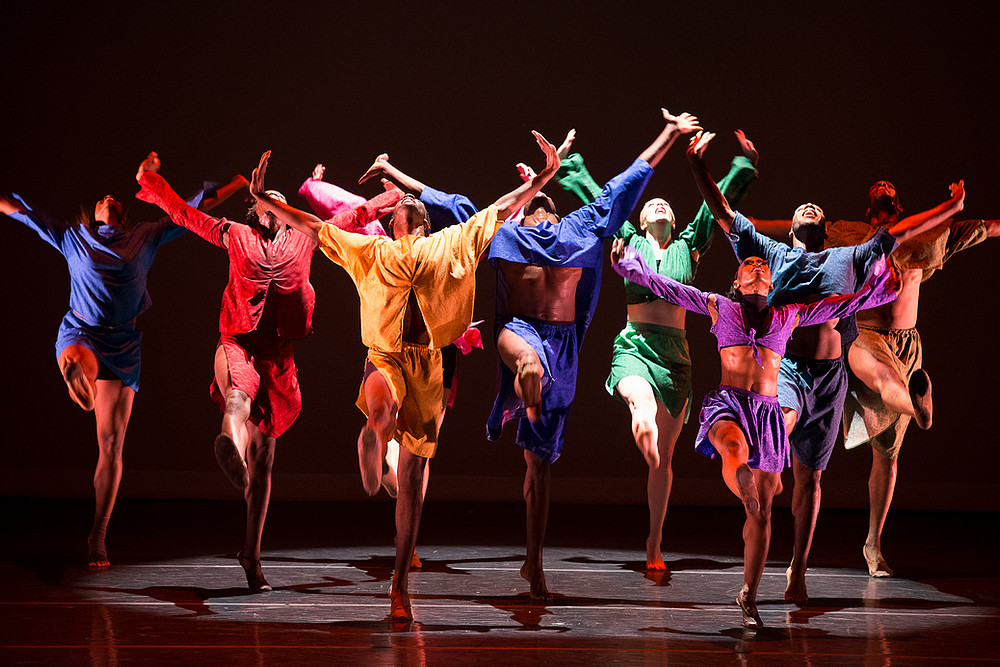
613;251;898;367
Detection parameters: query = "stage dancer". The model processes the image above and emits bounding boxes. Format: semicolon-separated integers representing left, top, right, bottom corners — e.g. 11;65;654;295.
549;129;758;570
135;153;400;592
486;109;700;600
687;132;965;599
611;234;899;628
819;180;998;577
248;132;560;621
0;154;243;568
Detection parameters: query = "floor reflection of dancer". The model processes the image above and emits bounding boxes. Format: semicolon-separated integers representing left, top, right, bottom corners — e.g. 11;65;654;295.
135;153;399;592
823;181;999;577
487;109;699;600
687;132;965;599
551;129;758;570
611;231;899;629
248;134;559;621
0;154;241;568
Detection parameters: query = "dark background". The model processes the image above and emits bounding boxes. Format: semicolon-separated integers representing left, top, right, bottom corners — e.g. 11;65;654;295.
2;2;997;510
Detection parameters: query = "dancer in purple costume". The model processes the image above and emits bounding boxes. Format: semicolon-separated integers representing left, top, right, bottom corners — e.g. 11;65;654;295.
612;235;899;629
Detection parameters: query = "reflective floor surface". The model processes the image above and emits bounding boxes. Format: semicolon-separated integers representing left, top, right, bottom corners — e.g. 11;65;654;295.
2;499;998;665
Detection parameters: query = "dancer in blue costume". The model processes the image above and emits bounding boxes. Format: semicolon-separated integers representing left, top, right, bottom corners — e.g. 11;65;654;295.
486;109;701;600
0;152;243;567
548;128;758;570
686;130;965;600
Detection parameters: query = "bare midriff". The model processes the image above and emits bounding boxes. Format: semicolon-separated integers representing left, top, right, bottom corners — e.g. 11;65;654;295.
786;320;843;360
718;346;782;396
626;299;687;329
499;259;582;322
402;289;431;345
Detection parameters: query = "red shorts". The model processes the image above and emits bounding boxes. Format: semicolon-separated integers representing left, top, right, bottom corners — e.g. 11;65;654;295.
211;332;301;438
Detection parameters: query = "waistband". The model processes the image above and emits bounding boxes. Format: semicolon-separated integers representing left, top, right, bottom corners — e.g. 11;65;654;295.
858;324;918;335
718;384;780;404
509;315;575;328
783;352;846;368
627;320;686;338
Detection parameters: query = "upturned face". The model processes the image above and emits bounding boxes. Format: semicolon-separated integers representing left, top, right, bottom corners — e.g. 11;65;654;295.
94;195;124;226
390;194;430;239
733;256;773;296
639;198;676;230
521;193;559;227
867;180;901;219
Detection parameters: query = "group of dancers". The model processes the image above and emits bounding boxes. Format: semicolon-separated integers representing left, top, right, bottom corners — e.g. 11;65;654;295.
4;108;995;628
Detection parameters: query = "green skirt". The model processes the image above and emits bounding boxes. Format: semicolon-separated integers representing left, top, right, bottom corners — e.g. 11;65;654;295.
605;321;692;421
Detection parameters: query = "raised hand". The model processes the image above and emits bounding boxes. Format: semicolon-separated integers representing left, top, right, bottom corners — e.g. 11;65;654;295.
515;162;537;183
136;151;161;181
610;237;627;264
663;109;701;134
312;163;326;181
358;153;390;185
734;130;759;166
531;130;560;180
557;128;577;160
250;150;271;198
949;180;965;211
686;131;716;160
0;193;24;215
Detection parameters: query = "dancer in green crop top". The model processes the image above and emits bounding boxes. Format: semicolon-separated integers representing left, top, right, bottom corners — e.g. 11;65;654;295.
553;130;758;570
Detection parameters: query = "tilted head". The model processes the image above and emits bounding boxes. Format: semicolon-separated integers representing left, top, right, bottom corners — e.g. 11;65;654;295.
729;255;773;300
247;190;287;233
638;198;676;238
389;193;430;239
521;193;559;227
867;180;902;220
93;195;124;227
790;202;826;249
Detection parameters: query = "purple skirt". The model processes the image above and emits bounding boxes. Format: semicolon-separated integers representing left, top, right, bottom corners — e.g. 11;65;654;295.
694;385;789;473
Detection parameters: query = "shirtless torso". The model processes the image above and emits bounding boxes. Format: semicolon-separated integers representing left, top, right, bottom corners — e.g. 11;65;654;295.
499;259;582;322
855;266;921;330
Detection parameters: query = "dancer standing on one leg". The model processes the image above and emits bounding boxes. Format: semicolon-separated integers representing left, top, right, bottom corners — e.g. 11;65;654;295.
248;133;560;621
687;132;965;599
550;129;757;570
135;153;399;592
611;230;899;628
486;109;700;599
1;156;241;568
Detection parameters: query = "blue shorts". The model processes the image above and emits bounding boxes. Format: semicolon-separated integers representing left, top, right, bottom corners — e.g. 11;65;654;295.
486;317;578;463
55;311;141;391
777;354;848;471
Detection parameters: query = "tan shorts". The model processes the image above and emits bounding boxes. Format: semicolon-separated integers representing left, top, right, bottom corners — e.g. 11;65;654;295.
842;325;921;460
358;344;443;458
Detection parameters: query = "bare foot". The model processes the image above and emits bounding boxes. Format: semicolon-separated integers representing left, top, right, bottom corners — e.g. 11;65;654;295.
633;415;659;468
908;369;933;430
237;551;272;592
214;434;249;490
381;439;400;498
515;357;543;423
784;566;808;603
358;427;382;496
864;543;893;577
87;544;109;569
735;464;759;515
645;536;666;570
62;358;95;411
520;562;552;601
737;586;762;629
410;551;423;570
389;586;413;621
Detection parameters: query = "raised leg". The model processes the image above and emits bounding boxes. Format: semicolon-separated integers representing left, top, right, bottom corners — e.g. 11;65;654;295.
848;344;921;419
390;447;429;621
786;455;822;602
865;447;897;577
360;368;397;496
88;376;135;568
740;469;782;629
708;420;759;515
239;422;275;592
521;449;552;601
213;346;251;489
497;329;543;423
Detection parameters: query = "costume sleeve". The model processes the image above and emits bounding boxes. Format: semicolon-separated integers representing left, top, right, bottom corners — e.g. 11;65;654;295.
5;194;65;253
555;152;603;205
136;171;228;247
726;211;789;270
316;221;382;277
893;217;988;278
613;250;711;315
327;187;401;234
434;206;502;258
298;177;367;219
570;159;654;239
796;261;897;326
853;227;898;283
681;156;757;256
420;186;478;228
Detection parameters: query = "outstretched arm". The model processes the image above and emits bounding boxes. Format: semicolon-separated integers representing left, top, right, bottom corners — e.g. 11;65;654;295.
200;175;249;212
638;108;701;168
358;154;427;195
686;131;736;232
135;152;230;247
887;180;965;242
798;257;901;326
0;194;24;216
611;239;712;315
249;151;324;241
490;131;561;220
